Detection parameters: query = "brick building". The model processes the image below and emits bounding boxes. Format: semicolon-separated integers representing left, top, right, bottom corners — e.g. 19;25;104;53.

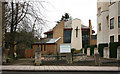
32;18;97;55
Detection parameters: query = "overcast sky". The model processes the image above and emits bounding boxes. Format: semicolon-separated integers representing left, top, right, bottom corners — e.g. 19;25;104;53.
43;0;97;36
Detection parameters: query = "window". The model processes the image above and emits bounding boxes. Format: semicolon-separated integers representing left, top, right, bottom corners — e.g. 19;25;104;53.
118;16;120;28
106;16;109;27
41;45;42;51
98;7;101;15
44;45;46;51
64;30;71;43
118;35;120;42
110;0;114;4
110;36;114;42
98;23;101;31
110;18;114;29
82;30;89;47
91;35;97;40
47;33;53;38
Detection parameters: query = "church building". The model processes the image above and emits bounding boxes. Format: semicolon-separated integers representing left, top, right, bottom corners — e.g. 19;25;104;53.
32;18;96;55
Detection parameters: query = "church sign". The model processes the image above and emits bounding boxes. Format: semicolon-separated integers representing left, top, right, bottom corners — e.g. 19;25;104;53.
60;44;71;53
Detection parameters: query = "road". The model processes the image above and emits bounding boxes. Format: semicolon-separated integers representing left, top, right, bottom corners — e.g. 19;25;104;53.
2;71;120;74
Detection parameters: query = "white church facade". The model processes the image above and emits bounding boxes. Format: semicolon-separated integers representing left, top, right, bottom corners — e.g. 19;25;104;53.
32;18;96;54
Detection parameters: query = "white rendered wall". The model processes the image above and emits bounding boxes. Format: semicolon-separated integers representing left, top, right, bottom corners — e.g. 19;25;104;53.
71;18;82;50
97;2;109;45
97;2;120;45
109;2;120;42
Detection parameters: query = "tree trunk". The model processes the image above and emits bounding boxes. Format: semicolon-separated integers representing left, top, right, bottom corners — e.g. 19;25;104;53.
9;2;14;58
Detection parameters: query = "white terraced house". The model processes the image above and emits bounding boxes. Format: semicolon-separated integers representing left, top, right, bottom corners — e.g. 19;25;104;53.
97;0;120;45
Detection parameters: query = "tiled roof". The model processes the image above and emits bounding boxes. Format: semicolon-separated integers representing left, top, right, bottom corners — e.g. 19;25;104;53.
44;20;89;34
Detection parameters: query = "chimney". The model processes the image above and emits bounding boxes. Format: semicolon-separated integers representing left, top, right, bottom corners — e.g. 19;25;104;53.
89;19;92;35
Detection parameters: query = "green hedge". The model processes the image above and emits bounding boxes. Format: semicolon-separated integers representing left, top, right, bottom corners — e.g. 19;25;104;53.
84;45;97;56
84;45;90;54
109;42;120;58
89;45;97;56
98;43;108;57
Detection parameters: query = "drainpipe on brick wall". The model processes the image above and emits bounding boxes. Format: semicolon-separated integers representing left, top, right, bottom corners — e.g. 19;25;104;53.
55;43;57;54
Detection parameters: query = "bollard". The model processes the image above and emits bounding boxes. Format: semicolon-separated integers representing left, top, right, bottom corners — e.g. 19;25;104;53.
94;48;98;55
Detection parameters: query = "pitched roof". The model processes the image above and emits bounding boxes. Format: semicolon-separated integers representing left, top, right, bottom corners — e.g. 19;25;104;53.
64;20;89;29
44;20;90;34
33;37;61;44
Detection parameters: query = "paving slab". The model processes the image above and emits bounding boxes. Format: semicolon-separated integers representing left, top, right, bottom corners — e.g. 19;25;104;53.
2;65;119;71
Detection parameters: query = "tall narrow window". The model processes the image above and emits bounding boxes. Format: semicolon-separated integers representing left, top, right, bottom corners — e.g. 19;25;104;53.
118;16;120;28
118;35;120;42
98;23;101;31
98;7;101;15
110;36;114;42
41;45;42;51
44;45;46;51
110;18;114;29
106;16;109;27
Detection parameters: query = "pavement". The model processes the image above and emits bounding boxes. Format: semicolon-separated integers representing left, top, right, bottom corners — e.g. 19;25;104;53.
2;65;120;72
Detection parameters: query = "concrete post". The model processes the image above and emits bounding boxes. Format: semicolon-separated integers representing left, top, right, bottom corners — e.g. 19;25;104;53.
94;53;101;66
83;48;84;54
103;47;109;59
94;48;98;54
66;53;72;64
87;48;90;56
117;46;120;60
35;46;41;66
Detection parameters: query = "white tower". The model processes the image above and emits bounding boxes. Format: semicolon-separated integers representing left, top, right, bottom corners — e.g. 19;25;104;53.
71;18;82;50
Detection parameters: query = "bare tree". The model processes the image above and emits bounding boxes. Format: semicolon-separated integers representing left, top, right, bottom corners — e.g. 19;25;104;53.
3;0;48;58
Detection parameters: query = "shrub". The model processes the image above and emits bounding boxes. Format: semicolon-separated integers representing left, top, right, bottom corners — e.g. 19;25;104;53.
80;48;83;53
6;55;14;63
74;50;80;54
89;45;97;56
71;48;76;54
109;42;120;58
17;54;22;58
98;43;108;57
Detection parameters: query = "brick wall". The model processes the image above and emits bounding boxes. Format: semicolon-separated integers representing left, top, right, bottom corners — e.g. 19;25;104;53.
46;44;56;54
90;39;97;45
32;44;56;55
53;20;64;52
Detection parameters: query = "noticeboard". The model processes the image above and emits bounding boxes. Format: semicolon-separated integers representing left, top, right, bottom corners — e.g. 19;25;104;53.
60;44;71;53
